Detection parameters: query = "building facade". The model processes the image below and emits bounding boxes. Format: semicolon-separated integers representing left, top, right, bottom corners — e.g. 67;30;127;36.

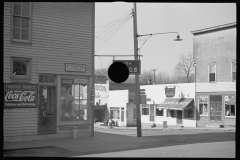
3;2;95;142
191;22;236;127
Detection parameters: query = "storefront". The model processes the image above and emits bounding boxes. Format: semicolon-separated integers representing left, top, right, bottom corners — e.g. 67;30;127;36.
94;76;109;122
196;91;236;127
4;74;94;142
3;2;95;142
140;83;196;127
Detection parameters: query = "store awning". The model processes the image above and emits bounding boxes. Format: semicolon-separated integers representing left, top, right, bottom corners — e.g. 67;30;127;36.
157;98;194;110
226;98;236;105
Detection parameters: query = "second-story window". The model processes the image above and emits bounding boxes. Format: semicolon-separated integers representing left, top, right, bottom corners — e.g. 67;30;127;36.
232;62;236;82
11;2;32;43
209;63;216;82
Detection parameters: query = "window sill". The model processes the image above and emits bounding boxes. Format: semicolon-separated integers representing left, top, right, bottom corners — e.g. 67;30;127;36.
200;115;208;117
225;116;236;119
10;76;31;80
11;39;32;45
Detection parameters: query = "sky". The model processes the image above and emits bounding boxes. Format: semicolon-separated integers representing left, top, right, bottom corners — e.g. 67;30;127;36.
94;2;236;76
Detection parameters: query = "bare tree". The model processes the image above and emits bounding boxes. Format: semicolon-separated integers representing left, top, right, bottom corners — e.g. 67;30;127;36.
173;53;195;83
139;70;153;85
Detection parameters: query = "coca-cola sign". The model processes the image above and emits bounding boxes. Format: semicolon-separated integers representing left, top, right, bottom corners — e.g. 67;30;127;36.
4;83;38;108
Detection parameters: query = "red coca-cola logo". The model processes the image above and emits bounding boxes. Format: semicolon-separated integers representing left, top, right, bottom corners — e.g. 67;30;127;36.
5;91;36;102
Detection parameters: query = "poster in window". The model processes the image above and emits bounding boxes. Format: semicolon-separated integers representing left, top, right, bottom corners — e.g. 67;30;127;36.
4;82;38;108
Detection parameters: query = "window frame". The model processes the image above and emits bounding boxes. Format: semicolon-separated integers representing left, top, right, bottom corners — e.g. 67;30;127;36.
11;2;32;44
208;63;216;82
10;56;32;80
231;61;236;82
198;96;209;116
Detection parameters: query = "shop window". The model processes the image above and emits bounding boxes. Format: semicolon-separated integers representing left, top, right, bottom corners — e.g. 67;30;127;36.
141;104;149;115
11;2;32;43
199;96;208;116
10;57;32;79
110;107;120;119
232;62;236;82
167;110;176;117
60;78;88;122
184;109;194;118
209;63;216;82
156;106;164;116
133;108;136;120
225;95;235;117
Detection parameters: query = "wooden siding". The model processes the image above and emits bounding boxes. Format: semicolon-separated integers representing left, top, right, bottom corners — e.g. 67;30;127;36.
4;2;94;83
3;2;94;138
4;108;38;136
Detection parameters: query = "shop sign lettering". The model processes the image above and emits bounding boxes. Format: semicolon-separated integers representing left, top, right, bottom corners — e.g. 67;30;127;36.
4;83;38;108
65;63;86;72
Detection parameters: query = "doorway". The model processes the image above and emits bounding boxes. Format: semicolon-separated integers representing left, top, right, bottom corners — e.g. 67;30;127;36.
38;86;56;134
177;110;182;124
210;95;222;123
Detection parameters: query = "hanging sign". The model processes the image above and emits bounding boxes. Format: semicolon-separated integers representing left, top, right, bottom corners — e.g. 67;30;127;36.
74;78;87;85
165;86;176;97
65;63;86;72
4;83;38;108
113;60;141;75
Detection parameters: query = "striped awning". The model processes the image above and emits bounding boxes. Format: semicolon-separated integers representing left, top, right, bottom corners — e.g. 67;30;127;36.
157;98;194;110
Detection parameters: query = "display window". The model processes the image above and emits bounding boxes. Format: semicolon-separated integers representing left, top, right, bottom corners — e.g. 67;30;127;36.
167;110;176;117
224;95;236;117
156;106;164;117
198;96;208;116
60;78;88;122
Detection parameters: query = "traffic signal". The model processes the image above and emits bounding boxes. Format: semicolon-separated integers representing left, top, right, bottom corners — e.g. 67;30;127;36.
140;89;146;104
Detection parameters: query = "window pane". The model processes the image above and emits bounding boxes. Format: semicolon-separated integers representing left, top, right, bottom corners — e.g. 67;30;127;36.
230;105;235;116
156;108;163;116
13;2;21;15
225;105;230;116
210;65;215;73
209;73;215;81
232;63;236;72
203;104;208;115
13;16;21;27
199;104;203;115
22;18;29;28
22;3;30;17
13;28;20;39
13;60;27;75
21;28;29;40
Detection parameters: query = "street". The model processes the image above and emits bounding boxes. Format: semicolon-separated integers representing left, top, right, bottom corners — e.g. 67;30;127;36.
4;128;235;158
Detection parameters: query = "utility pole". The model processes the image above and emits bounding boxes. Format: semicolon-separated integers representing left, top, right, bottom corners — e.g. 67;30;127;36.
133;2;142;137
151;69;157;84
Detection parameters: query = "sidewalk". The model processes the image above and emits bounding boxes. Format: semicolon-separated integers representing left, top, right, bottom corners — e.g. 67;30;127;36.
94;122;236;132
4;123;235;156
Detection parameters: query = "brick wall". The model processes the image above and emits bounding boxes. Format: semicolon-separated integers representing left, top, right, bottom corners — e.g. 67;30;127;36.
193;27;236;83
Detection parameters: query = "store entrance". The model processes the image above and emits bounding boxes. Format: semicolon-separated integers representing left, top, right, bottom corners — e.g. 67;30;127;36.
38;86;56;134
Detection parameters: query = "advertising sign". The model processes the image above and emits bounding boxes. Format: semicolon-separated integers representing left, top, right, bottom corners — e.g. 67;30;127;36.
65;63;86;72
4;83;38;108
113;60;141;75
165;86;176;97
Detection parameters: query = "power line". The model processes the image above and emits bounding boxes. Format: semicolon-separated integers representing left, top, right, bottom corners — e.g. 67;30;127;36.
95;36;133;53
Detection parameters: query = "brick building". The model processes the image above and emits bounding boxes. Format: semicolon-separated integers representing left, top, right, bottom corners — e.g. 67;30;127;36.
191;22;236;127
4;2;95;142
